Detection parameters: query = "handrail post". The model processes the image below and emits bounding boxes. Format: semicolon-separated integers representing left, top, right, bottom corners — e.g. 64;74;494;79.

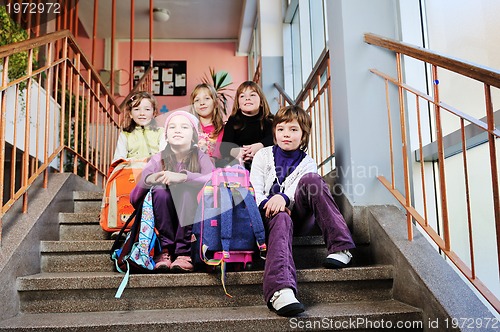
484;84;500;280
431;65;450;251
43;41;54;189
396;53;413;240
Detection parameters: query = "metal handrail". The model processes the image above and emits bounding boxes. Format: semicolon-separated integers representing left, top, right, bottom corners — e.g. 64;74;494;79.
119;66;154;111
0;30;122;244
365;33;500;312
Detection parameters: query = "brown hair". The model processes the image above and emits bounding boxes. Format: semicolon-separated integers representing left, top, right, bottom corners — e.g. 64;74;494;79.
272;105;311;151
190;83;224;138
161;123;200;173
230;81;273;131
122;91;159;132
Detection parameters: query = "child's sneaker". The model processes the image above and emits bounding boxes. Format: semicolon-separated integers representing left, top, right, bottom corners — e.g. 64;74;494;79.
170;255;194;272
154;250;172;272
324;249;352;269
267;288;304;317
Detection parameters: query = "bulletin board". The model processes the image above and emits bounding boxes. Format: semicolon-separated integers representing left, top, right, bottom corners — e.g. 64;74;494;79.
133;60;187;96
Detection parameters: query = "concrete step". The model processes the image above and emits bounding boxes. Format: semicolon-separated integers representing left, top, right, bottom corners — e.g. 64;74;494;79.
73;191;104;201
40;237;372;273
58;212;107;241
0;300;423;331
17;266;394;314
41;240;114;272
73;190;103;213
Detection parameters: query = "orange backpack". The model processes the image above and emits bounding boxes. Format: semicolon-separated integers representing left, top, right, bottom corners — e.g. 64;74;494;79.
99;159;147;232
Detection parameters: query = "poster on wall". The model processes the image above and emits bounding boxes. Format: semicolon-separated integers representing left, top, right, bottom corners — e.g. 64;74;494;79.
133;60;187;96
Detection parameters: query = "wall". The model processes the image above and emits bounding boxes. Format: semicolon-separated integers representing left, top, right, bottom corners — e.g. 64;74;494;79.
74;34;248;114
327;0;403;206
115;40;248;113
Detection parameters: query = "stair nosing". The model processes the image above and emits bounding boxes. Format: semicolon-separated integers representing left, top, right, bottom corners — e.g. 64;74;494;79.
0;300;422;330
17;266;394;291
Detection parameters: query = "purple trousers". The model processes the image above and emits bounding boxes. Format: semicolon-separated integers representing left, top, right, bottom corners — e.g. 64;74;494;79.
151;184;198;256
262;173;355;302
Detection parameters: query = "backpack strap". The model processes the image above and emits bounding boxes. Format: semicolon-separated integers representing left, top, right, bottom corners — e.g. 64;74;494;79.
219;185;233;257
110;208;138;254
236;186;267;256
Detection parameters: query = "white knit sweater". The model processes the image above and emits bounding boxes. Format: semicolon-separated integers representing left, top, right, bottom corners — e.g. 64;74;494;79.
250;146;317;209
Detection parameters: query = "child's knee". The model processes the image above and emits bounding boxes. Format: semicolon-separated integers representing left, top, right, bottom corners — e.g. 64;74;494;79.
152;187;172;201
298;173;322;186
268;211;293;230
297;173;324;196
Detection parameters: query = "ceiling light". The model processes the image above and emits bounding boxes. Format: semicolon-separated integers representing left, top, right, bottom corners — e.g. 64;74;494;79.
153;8;170;22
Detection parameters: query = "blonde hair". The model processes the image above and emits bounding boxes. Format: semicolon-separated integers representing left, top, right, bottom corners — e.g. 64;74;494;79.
122;91;159;132
190;83;224;137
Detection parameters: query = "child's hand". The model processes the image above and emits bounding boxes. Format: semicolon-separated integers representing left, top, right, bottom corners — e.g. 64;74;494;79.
242;143;264;161
263;195;287;218
148;171;187;185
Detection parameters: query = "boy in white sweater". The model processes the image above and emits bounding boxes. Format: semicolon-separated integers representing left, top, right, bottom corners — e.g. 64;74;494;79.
250;105;355;317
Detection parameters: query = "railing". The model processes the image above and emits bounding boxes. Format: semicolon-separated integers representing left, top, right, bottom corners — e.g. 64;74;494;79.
0;30;122;245
275;49;335;176
364;33;500;312
119;66;153;111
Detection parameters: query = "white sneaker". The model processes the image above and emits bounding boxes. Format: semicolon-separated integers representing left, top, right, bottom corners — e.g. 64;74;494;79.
268;288;304;316
324;249;352;269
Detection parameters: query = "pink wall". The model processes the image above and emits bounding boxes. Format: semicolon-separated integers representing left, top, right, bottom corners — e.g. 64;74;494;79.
76;36;105;72
75;34;248;115
116;41;248;114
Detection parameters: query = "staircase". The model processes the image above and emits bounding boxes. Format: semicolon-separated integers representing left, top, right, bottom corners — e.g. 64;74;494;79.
0;190;423;331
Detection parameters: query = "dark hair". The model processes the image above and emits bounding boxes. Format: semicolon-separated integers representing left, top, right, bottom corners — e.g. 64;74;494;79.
230;81;273;131
122;91;159;132
190;83;224;138
272;105;311;150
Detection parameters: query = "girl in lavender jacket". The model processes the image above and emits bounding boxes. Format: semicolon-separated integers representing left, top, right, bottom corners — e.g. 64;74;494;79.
250;105;355;317
130;111;214;273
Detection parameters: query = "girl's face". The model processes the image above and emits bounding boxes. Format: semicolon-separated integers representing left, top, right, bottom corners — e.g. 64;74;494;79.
275;119;303;151
130;98;155;127
193;88;215;120
238;87;261;116
165;115;195;150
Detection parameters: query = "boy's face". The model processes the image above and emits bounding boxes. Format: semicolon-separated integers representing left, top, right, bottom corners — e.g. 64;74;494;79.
130;98;155;127
275;119;302;151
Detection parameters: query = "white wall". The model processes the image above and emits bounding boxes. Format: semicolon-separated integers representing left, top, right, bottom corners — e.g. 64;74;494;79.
3;80;61;169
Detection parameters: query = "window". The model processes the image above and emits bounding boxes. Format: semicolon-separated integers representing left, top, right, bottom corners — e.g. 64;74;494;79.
284;0;328;98
290;6;302;97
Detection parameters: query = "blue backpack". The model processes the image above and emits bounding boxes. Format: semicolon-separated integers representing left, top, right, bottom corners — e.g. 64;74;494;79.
192;166;267;296
110;190;161;298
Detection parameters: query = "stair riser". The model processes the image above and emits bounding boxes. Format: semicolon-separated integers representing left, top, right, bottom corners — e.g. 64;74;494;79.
19;280;393;314
0;311;423;332
41;255;115;273
40;246;329;273
73;201;101;213
59;225;108;241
